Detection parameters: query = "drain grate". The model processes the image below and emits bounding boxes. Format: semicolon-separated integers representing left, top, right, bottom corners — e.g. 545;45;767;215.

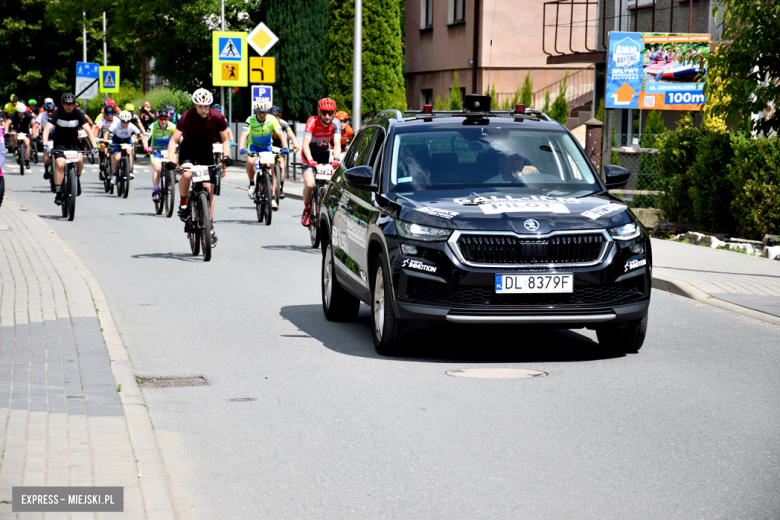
137;377;207;388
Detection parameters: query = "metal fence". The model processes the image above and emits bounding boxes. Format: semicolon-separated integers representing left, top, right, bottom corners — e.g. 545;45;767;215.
607;134;664;209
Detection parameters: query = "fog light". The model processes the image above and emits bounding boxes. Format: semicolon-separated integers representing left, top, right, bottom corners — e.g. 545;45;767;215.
401;244;419;255
630;243;644;254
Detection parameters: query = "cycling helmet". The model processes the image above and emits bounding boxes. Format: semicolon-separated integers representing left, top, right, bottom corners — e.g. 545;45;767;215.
106;99;117;108
125;103;135;112
44;97;53;104
191;88;213;106
318;98;337;111
28;99;38;107
10;94;17;102
269;106;281;116
335;110;349;121
104;106;115;116
75;101;81;108
253;100;272;113
119;110;133;122
156;109;170;119
61;93;76;104
43;102;55;112
211;103;221;112
16;103;27;113
166;103;176;112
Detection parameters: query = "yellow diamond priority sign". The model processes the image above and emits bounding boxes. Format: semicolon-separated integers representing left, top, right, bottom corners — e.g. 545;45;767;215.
247;23;279;57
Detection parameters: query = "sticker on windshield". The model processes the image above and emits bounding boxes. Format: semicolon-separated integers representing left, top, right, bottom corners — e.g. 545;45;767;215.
581;204;624;220
416;207;459;219
398;177;412;183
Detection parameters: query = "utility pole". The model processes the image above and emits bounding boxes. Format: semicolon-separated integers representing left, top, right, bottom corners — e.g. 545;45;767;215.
83;12;87;62
353;0;362;129
103;12;108;102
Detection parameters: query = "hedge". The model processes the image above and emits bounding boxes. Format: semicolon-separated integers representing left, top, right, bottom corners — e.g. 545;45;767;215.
729;135;780;238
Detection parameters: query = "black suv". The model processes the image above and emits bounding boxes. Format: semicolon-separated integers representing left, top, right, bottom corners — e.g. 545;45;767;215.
318;96;651;355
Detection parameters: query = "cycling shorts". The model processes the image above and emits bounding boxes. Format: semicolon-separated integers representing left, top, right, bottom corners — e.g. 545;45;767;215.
179;141;214;168
249;142;273;154
112;136;133;154
305;151;331;171
53;144;83;159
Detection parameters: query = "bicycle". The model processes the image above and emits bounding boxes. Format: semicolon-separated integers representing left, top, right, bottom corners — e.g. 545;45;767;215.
58;150;94;221
168;163;222;262
15;132;28;175
44;139;56;192
78;130;95;164
98;139;113;194
30;135;39;165
152;150;177;217
114;143;133;199
309;163;334;248
212;144;226;196
273;148;284;208
246;152;274;226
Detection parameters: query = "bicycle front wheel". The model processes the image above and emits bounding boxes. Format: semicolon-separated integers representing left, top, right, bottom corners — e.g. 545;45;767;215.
18;142;26;175
67;167;77;221
309;190;320;248
262;173;273;226
122;158;131;199
197;192;212;262
31;143;38;164
165;170;176;218
273;162;281;206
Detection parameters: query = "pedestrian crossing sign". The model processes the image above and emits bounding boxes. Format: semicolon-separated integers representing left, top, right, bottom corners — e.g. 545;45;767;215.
99;66;120;93
212;31;248;87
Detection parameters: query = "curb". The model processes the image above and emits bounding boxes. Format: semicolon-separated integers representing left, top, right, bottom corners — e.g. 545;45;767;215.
652;273;780;327
17;201;178;519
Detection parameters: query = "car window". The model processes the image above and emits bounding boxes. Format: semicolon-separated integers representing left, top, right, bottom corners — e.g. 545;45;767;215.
342;131;363;169
354;127;379;167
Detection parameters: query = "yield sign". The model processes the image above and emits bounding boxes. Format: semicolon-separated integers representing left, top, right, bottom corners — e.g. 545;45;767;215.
247;22;279;56
612;83;636;105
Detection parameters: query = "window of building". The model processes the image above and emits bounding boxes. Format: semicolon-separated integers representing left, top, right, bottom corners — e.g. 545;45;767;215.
420;0;433;29
448;0;466;24
454;0;465;22
421;89;433;108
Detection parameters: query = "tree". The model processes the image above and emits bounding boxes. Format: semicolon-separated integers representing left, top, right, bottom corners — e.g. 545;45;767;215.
548;71;569;124
325;0;406;119
448;71;462;110
694;0;780;135
644;110;667;136
520;72;533;108
542;91;551;114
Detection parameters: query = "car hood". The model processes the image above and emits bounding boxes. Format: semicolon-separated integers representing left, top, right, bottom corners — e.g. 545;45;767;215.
390;190;633;233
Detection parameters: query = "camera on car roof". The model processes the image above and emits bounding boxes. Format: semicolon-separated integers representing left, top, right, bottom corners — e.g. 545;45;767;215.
464;95;491;112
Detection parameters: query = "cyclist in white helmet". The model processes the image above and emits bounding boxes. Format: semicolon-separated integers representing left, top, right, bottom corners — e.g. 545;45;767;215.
108;110;151;185
238;99;289;209
165;88;232;247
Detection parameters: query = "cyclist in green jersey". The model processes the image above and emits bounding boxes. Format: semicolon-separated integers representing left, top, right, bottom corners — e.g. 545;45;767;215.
149;109;177;202
238;100;289;209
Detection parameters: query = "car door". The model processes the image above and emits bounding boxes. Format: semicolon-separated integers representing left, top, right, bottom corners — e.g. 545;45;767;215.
342;126;386;286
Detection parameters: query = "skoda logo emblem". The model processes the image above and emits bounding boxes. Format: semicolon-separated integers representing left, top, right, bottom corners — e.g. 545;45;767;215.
524;219;540;232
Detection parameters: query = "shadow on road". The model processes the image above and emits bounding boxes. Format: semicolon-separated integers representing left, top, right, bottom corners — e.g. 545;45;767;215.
280;304;619;363
262;244;320;255
131;251;203;262
118;212;162;218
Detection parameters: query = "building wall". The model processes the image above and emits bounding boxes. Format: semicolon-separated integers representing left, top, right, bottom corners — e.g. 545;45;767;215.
405;0;590;110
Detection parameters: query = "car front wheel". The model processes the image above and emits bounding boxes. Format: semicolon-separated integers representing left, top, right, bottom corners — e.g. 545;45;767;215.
596;313;648;353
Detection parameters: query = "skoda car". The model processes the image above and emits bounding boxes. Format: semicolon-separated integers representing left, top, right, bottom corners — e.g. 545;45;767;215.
317;98;651;355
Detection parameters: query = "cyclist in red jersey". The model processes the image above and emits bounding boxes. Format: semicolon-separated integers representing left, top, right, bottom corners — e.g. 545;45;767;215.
301;98;341;227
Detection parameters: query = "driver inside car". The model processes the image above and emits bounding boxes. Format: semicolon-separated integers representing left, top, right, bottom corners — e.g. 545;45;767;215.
485;152;539;183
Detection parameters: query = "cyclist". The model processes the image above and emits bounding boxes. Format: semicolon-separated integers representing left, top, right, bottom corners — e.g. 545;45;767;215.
164;89;233;247
37;101;57;179
97;105;117;179
3;94;19;116
139;100;154;128
148;108;176;202
301;98;341;227
108;110;151;185
166;104;180;125
27;99;38;118
42;93;99;205
269;106;299;200
238;100;289;210
334;110;354;151
4;103;38;169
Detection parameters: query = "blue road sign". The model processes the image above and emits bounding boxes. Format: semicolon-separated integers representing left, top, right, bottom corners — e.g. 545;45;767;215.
252;85;273;105
76;62;99;79
218;37;243;61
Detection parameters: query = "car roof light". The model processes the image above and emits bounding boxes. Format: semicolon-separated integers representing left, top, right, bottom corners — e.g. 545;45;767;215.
422;104;433;114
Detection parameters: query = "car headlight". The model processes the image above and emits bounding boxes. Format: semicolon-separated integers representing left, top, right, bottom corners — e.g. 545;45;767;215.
608;222;641;240
396;221;452;242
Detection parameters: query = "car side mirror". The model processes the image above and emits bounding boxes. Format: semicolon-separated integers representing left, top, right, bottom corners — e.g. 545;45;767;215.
344;165;378;192
604;165;631;189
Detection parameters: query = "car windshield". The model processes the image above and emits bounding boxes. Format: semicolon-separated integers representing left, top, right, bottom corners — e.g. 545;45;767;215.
387;126;602;197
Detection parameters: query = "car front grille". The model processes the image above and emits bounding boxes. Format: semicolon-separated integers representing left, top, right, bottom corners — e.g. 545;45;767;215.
456;233;607;266
406;278;644;307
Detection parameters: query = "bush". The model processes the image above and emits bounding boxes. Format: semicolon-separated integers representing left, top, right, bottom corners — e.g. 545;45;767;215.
729;135;780;238
688;131;736;233
548;71;569;124
520;72;533;108
448;71;462;110
130;88;194;115
656;127;707;223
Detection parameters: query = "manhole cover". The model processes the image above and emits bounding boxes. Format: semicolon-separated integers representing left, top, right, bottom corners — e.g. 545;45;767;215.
229;398;257;402
137;377;207;388
445;368;548;379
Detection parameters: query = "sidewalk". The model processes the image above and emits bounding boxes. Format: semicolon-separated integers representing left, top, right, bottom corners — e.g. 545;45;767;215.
651;238;780;325
0;199;175;519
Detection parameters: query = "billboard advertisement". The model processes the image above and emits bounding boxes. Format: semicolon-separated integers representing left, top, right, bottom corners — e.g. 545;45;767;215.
606;32;710;111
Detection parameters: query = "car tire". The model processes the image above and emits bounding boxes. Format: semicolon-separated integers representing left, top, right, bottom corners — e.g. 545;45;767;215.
371;254;407;356
596;313;648;353
322;242;360;322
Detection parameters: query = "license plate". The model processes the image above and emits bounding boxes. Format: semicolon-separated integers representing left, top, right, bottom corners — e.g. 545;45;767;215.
495;274;574;293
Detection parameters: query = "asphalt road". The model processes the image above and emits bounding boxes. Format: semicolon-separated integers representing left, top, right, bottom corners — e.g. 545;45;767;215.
4;157;780;519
